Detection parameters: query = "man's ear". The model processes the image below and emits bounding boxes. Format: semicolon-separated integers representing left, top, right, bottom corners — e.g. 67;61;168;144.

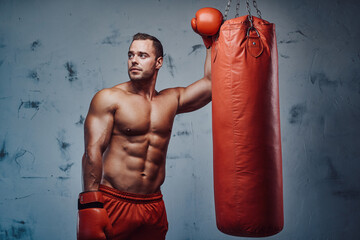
155;57;163;70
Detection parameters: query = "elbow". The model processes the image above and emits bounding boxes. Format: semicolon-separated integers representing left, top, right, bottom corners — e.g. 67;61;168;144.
203;72;211;82
207;74;212;82
204;67;211;82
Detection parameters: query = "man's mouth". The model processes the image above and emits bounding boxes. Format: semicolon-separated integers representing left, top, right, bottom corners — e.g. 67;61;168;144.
130;68;141;72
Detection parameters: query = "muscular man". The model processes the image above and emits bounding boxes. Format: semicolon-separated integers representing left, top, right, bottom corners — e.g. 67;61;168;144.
77;8;223;240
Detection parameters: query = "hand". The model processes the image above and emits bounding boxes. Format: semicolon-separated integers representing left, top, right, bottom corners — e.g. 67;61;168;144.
191;7;223;48
77;191;113;240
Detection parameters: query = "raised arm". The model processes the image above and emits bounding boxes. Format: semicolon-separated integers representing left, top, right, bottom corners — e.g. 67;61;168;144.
177;47;212;114
82;89;115;191
176;7;222;114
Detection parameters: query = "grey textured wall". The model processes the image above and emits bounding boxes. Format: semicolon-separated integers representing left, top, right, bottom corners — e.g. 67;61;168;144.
1;0;360;239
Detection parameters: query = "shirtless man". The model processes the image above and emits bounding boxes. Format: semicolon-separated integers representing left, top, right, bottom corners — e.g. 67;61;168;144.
77;9;222;240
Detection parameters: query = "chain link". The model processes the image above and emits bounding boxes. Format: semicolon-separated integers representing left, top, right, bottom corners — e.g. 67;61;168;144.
246;0;253;27
252;0;262;19
223;0;232;21
235;0;241;18
224;0;262;21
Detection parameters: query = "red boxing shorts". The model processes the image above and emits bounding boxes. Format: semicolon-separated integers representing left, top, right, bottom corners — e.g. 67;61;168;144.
99;184;168;240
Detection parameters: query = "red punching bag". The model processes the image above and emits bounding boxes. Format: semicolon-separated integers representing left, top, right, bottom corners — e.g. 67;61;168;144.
211;1;283;237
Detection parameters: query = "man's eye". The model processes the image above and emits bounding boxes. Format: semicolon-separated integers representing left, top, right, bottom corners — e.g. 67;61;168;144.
128;54;133;59
140;54;146;58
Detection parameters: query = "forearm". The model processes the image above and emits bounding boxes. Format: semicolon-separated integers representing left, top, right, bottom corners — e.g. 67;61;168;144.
204;47;211;81
82;151;103;191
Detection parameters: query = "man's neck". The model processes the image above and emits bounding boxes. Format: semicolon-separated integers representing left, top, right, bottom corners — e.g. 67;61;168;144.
129;74;157;100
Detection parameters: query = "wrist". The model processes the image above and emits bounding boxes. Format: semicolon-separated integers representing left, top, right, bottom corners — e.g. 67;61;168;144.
202;36;213;49
78;191;104;210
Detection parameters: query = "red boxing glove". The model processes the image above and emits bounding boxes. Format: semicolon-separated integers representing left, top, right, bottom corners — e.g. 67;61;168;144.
191;7;223;48
77;191;113;240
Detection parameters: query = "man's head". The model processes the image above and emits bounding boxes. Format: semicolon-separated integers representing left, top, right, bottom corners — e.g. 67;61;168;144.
132;33;163;59
128;33;163;81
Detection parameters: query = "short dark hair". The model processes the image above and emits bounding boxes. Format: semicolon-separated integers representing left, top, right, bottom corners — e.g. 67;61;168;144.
132;33;163;59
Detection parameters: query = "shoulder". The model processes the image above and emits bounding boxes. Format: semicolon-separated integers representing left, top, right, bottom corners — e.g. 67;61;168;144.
93;82;131;101
90;87;124;113
158;87;183;99
92;88;116;104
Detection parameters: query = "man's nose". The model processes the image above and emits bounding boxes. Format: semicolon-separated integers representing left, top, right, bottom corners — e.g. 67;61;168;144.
131;56;139;65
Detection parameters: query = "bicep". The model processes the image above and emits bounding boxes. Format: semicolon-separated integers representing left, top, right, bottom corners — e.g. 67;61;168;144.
84;92;115;153
177;78;212;114
84;114;113;152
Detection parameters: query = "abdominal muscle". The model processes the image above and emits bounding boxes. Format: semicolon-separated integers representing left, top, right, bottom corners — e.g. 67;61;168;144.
100;133;169;194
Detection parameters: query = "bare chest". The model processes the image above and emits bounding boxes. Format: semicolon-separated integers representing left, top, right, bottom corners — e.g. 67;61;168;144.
113;94;178;136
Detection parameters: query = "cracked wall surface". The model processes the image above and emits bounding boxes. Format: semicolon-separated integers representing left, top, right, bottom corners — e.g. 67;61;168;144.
1;0;360;239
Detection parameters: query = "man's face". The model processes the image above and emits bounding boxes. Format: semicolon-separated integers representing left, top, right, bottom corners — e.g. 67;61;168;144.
127;40;162;81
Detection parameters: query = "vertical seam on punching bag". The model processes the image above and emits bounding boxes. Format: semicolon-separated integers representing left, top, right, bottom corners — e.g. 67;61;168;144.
228;26;242;220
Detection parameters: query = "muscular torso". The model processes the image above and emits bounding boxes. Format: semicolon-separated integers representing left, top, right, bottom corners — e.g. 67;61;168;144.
100;82;179;194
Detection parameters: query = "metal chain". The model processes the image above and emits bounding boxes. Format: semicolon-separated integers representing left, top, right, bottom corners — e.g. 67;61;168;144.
246;0;253;27
224;0;262;21
252;0;262;19
235;0;241;18
223;0;232;21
